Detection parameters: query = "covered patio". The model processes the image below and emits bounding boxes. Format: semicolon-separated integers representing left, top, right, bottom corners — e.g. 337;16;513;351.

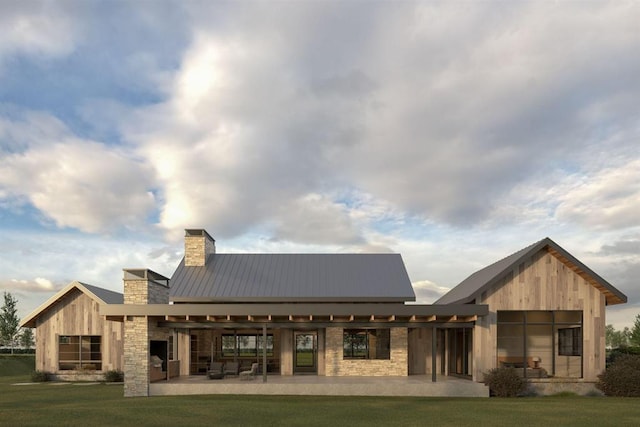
150;374;489;397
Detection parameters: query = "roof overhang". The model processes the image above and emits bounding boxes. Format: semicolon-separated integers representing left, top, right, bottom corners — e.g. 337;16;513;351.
101;302;488;326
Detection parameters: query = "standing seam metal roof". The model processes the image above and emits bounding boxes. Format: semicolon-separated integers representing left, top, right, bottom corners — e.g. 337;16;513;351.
170;253;416;302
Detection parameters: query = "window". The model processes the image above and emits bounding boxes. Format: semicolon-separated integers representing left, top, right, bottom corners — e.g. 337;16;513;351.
221;334;274;358
558;327;582;356
58;335;102;370
343;329;390;360
497;310;583;378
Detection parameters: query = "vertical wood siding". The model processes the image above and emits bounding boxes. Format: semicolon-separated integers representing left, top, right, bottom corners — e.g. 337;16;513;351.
473;249;606;381
35;288;124;372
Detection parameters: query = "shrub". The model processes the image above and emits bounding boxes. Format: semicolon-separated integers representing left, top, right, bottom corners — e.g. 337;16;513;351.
104;370;124;382
483;367;528;397
606;346;640;368
31;370;49;382
597;354;640;397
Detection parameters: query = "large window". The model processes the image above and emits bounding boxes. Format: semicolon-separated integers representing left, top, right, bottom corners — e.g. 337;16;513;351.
343;329;390;360
58;335;102;370
497;311;582;378
221;334;274;358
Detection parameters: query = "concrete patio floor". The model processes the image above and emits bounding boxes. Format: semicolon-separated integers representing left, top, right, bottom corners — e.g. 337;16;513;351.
150;374;489;397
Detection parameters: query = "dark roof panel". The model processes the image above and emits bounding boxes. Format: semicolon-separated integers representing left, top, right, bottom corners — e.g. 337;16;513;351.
81;282;124;304
170;253;415;302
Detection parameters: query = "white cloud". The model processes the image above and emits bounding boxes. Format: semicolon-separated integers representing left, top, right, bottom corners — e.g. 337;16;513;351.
0;1;79;68
412;279;451;304
555;160;640;230
0;111;156;233
0;277;60;293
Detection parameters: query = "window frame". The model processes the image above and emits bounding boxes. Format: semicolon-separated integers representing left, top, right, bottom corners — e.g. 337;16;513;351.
58;335;102;371
343;328;391;360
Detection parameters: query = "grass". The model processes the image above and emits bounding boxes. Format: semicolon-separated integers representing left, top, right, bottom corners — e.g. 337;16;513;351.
1;374;640;427
0;356;638;426
0;355;35;377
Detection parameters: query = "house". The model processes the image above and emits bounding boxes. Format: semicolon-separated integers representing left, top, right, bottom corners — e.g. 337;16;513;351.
21;229;626;397
20;281;124;381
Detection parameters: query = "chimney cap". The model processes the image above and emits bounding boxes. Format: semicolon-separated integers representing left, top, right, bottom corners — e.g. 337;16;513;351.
123;268;170;287
185;229;215;242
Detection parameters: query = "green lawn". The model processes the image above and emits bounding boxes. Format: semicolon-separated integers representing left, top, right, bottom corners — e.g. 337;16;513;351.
1;374;640;427
1;356;637;426
0;355;35;377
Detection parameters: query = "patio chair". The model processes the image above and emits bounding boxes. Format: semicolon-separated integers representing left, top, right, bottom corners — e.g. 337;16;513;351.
240;363;259;380
224;361;240;376
208;362;224;379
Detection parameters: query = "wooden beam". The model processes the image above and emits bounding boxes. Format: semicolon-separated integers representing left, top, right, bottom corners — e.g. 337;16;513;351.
289;315;293;321
410;315;416;321
370;315;375;321
388;315;395;321
330;314;334;321
349;315;354;322
227;315;231;321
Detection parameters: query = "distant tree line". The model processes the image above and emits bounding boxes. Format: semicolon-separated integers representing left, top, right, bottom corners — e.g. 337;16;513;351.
606;314;640;349
0;291;34;353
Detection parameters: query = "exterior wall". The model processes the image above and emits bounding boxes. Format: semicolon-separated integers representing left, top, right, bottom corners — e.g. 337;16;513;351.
408;327;442;375
325;327;408;376
34;288;124;375
473;249;607;382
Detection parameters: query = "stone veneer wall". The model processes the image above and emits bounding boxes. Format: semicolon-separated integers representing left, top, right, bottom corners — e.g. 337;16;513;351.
325;327;408;376
123;275;170;397
185;234;215;267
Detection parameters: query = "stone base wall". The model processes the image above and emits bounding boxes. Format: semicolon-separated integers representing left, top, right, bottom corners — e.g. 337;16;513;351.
325;327;408;376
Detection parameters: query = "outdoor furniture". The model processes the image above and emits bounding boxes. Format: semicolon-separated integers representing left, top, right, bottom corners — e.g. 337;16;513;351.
224;362;239;376
208;362;224;380
240;363;259;380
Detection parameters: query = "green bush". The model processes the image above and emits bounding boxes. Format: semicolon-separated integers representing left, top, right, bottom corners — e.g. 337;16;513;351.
597;354;640;397
103;370;124;382
606;346;640;367
31;370;50;382
483;367;528;397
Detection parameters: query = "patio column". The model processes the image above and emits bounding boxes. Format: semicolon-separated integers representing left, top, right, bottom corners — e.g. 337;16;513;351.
263;324;267;383
432;325;437;382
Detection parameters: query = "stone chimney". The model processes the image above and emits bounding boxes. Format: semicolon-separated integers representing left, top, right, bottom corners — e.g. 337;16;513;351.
122;268;170;397
184;229;216;267
123;268;170;304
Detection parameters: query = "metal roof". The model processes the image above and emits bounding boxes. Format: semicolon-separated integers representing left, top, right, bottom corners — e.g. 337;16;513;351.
82;282;124;304
435;237;627;306
170;253;416;303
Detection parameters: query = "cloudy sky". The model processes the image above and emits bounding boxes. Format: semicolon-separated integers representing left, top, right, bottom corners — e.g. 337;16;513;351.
0;1;638;329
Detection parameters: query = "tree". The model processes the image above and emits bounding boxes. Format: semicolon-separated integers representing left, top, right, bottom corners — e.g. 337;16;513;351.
606;323;631;349
606;324;616;348
630;314;640;347
0;292;20;354
19;328;34;350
